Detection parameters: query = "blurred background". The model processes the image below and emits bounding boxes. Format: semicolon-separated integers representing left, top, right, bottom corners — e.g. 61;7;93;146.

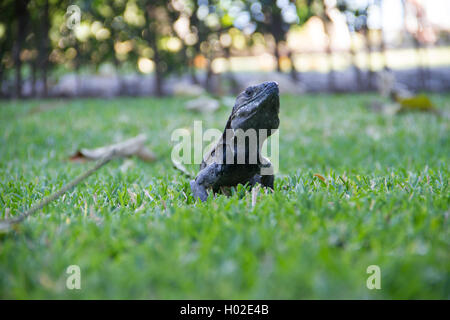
1;0;449;99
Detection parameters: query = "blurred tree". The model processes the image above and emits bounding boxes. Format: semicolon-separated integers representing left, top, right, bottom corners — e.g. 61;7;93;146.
26;0;39;97
13;0;30;98
319;0;336;92
0;0;15;98
289;0;315;82
0;0;444;98
39;0;51;97
338;0;364;90
192;0;223;92
376;0;389;72
175;0;205;86
213;0;239;93
405;0;436;90
337;0;374;91
255;0;300;79
87;0;127;93
139;0;182;96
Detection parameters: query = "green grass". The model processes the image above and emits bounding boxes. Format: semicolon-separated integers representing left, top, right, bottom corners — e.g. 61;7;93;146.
0;93;448;299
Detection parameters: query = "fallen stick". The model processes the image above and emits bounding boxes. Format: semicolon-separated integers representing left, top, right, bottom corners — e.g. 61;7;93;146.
70;134;156;162
1;135;158;232
0;151;115;232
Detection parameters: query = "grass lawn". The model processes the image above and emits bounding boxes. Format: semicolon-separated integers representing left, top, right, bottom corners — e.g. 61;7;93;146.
0;93;448;299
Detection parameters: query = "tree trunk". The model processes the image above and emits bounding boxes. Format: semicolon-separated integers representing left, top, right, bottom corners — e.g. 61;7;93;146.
364;29;375;91
31;60;37;97
326;46;335;92
324;21;335;92
0;40;6;98
288;51;299;82
274;41;281;73
380;36;388;71
74;40;81;96
153;47;164;97
224;46;239;94
189;3;203;86
40;0;50;97
144;5;164;97
350;43;362;91
112;48;124;95
190;67;199;85
378;2;389;72
204;58;214;94
414;38;427;90
148;30;163;96
191;43;201;85
181;45;199;85
0;64;4;98
270;8;283;74
13;0;29;98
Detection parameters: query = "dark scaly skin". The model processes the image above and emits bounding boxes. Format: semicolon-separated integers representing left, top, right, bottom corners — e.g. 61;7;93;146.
190;81;280;201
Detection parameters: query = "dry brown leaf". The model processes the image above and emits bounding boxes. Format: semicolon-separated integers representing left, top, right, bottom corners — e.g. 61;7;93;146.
135;147;157;162
70;134;157;163
314;173;327;184
28;102;64;115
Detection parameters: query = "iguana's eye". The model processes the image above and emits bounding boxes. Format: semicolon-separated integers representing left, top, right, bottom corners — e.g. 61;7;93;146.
245;87;254;96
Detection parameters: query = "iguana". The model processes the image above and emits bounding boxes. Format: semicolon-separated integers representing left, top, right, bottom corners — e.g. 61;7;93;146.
190;81;280;201
1;82;280;231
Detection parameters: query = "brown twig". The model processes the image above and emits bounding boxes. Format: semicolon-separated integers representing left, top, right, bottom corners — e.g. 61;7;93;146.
0;151;115;232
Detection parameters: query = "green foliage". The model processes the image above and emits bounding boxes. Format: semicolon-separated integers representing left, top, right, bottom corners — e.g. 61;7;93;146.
0;94;449;299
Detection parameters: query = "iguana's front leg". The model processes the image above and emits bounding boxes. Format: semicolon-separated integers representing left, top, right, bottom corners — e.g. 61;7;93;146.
190;163;223;201
260;174;274;189
250;155;274;189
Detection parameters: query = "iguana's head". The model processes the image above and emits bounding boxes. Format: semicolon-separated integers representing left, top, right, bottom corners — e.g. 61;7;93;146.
230;81;280;133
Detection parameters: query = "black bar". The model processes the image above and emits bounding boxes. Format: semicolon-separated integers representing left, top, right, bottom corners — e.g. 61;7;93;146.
0;300;446;318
